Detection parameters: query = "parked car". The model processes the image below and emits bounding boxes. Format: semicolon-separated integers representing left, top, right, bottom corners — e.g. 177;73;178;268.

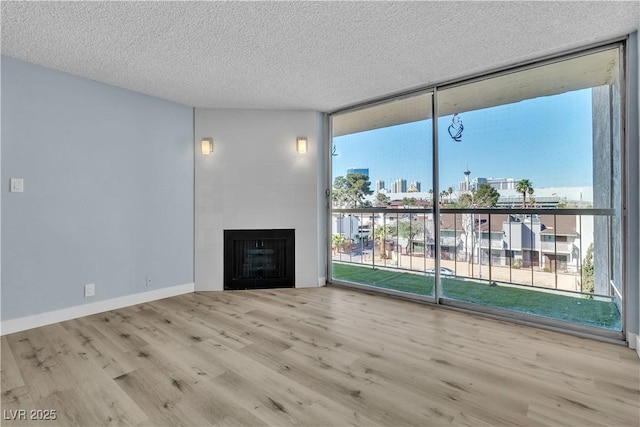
425;267;455;277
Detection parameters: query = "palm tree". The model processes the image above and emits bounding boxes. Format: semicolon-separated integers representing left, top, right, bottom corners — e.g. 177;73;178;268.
440;190;448;206
516;179;533;208
527;187;535;207
372;224;392;259
447;187;454;202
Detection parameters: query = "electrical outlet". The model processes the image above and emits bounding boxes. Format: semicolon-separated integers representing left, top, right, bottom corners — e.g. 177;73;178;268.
84;283;95;297
10;178;24;193
146;276;152;287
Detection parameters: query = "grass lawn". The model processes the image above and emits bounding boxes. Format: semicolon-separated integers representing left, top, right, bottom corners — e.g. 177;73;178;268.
332;262;621;330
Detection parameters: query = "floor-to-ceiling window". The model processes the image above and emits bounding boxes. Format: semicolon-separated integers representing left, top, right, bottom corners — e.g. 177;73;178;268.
331;93;435;299
330;43;625;339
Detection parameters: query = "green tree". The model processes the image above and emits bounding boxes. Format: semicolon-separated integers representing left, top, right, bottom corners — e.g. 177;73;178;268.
457;193;474;208
527;187;535;207
582;243;595;295
372;223;392;259
475;183;500;207
394;217;425;253
332;176;349;208
447;187;454;202
373;225;392;243
401;197;418;206
332;173;373;208
375;192;390;207
516;179;533;208
439;190;448;205
332;233;345;248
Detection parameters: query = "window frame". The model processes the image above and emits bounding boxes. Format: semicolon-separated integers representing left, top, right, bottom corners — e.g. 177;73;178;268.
327;38;631;343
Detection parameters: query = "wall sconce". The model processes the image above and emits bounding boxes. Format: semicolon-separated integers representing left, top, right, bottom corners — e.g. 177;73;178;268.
296;137;308;154
201;138;213;155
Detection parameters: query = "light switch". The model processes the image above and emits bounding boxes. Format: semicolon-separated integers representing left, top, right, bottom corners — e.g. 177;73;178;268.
10;178;24;193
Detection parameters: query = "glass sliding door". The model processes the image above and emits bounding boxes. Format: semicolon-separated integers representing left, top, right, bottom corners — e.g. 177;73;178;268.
330;92;435;299
329;42;626;338
436;46;623;333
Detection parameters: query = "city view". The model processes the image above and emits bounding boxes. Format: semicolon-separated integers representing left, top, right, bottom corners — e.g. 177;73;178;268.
332;88;594;205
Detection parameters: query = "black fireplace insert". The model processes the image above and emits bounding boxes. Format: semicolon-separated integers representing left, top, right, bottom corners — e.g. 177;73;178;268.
223;229;295;290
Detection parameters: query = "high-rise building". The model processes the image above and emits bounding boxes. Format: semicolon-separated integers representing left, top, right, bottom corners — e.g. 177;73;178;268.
408;181;421;192
346;168;369;177
471;177;488;190
375;180;385;192
391;179;407;193
486;177;517;190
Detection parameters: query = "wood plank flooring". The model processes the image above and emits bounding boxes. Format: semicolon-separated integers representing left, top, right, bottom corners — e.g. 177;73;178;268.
1;286;639;426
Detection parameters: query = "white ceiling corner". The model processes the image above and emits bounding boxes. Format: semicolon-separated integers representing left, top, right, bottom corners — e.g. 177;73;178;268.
1;1;638;112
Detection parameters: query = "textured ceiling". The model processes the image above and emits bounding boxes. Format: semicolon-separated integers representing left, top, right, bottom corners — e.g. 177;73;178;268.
1;1;638;112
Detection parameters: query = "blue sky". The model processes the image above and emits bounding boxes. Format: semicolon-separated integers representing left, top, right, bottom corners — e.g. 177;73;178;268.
332;89;593;191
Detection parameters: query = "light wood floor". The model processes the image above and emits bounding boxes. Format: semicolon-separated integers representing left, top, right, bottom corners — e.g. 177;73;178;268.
1;286;639;426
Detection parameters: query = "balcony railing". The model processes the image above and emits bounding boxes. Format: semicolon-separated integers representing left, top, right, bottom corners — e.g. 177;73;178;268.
479;239;507;250
331;206;621;332
541;241;574;253
331;207;616;297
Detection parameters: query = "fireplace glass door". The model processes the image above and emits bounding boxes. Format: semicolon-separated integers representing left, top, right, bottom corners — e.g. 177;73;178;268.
224;229;295;290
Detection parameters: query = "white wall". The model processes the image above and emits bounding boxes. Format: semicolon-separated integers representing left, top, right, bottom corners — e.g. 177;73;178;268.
194;109;325;291
637;30;640;354
637;31;640;354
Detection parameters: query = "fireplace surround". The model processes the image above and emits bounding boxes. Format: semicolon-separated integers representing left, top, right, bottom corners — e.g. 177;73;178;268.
223;229;295;290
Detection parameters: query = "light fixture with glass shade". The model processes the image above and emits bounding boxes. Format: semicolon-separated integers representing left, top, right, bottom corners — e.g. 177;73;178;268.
201;138;213;155
296;137;307;153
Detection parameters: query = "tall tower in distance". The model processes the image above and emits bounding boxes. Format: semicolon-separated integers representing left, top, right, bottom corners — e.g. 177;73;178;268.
461;166;471;191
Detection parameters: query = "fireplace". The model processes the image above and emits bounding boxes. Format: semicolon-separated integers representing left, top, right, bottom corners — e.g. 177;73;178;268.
223;229;295;290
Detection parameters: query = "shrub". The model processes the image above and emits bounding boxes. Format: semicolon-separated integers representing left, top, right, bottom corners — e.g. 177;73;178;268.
582;243;595;295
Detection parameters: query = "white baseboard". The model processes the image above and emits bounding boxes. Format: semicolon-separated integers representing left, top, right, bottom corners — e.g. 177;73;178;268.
318;276;326;286
0;283;195;336
628;332;640;358
296;278;324;288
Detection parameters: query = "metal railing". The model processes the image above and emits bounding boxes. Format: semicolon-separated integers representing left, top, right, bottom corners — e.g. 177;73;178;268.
541;241;574;253
331;207;616;299
479;239;507;250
